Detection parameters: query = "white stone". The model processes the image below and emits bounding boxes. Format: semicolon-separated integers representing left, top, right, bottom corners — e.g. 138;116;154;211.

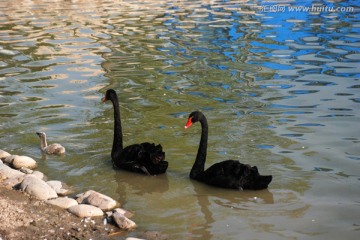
11;155;37;170
46;197;78;209
19;175;58;200
68;204;104;218
19;167;33;174
0;164;25;181
76;190;118;211
3;155;15;164
2;175;25;188
113;208;134;218
47;180;73;196
113;212;136;230
31;170;47;180
0;149;11;160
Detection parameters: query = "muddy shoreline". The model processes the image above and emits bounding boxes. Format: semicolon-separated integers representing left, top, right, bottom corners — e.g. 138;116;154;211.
0;185;123;239
0;149;168;240
0;186;167;240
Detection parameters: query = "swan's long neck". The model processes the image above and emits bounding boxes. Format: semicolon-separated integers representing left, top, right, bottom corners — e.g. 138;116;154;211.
40;134;48;150
190;115;208;179
110;93;123;158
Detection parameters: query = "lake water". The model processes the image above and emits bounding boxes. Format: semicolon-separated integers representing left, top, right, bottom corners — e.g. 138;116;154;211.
0;0;359;239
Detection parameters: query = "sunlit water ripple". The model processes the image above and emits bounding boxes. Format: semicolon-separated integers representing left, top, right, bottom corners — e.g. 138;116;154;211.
0;0;359;239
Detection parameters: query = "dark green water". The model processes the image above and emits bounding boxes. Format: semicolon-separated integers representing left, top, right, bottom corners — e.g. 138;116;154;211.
1;0;359;239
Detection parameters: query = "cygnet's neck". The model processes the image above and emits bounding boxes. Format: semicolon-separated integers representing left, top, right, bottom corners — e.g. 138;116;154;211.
40;134;48;150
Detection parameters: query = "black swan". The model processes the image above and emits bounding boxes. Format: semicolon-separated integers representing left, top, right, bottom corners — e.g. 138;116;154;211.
102;89;168;175
36;132;65;155
184;111;272;190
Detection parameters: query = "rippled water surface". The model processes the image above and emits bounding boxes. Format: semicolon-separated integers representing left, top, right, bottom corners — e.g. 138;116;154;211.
1;0;359;239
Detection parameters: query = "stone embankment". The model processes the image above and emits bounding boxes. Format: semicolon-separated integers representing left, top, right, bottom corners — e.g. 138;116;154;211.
0;149;137;232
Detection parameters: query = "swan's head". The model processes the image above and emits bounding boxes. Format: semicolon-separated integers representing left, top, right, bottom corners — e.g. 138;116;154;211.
185;111;203;128
36;132;46;138
102;89;117;103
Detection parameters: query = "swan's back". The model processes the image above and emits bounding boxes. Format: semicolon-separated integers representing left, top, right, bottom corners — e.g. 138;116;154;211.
114;142;168;175
194;160;272;190
46;143;66;155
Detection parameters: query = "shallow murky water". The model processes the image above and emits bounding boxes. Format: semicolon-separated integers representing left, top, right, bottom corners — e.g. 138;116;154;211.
1;0;359;239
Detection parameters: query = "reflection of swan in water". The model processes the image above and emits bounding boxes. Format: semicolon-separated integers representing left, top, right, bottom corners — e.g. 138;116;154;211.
192;179;274;204
114;169;169;204
189;179;274;239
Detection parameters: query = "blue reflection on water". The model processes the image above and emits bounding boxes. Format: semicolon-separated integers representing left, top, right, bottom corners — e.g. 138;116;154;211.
289;90;319;95
256;144;275;149
229;23;243;41
269;104;318;109
296;80;337;86
295;123;325;127
259;84;294;89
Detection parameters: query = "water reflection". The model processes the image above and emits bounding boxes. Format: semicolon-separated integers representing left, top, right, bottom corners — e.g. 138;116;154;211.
189;180;281;239
192;180;274;214
114;170;169;201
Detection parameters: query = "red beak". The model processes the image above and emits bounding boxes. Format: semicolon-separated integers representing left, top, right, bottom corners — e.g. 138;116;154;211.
101;97;107;103
185;117;193;129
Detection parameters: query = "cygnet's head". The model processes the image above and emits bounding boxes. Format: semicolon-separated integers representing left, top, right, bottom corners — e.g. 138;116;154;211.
36;132;46;138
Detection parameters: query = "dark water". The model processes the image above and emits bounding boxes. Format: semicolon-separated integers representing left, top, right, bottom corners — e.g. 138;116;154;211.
0;0;359;239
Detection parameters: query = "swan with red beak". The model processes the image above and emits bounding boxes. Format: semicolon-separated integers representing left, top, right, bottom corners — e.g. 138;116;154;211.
184;111;272;190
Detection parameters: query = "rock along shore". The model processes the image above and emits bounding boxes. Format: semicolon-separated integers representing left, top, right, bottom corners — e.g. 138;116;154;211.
0;149;166;240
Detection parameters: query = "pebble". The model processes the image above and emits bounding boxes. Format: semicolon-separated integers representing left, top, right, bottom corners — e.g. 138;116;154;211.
0;164;25;180
112;211;137;230
6;155;38;170
76;190;118;211
19;167;33;174
112;208;134;219
3;155;15;165
2;174;25;189
46;180;73;196
0;149;11;160
31;170;47;180
68;204;104;218
45;197;78;209
19;175;58;200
